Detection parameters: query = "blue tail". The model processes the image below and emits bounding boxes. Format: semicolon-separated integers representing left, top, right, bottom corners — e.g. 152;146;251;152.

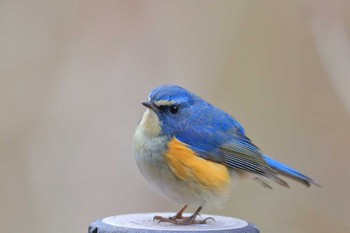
263;155;319;187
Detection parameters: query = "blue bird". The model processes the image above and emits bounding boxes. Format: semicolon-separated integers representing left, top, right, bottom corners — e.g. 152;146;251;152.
133;85;318;225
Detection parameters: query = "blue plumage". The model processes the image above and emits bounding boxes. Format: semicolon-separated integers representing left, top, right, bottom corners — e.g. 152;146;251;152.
262;155;319;187
147;85;318;187
134;84;319;225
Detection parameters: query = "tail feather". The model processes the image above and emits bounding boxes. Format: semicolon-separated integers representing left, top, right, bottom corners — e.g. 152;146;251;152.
263;155;320;187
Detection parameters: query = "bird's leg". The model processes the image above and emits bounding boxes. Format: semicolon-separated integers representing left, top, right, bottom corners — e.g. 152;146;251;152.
176;206;214;225
154;205;214;225
153;205;188;223
169;205;188;220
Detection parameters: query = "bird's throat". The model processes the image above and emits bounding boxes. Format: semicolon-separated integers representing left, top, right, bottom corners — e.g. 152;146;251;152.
139;109;161;136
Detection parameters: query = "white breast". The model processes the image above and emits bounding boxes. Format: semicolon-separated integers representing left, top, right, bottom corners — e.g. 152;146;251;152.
132;109;234;207
133;110;181;202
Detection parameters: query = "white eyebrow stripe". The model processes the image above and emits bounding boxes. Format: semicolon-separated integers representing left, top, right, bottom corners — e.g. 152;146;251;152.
154;100;175;106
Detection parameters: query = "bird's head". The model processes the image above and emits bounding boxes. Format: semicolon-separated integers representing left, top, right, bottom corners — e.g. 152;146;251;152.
140;85;206;137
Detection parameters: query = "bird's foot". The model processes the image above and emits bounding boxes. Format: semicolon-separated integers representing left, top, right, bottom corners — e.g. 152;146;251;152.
153;215;215;225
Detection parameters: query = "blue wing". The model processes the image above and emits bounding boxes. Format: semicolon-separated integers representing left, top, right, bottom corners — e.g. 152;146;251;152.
176;104;316;187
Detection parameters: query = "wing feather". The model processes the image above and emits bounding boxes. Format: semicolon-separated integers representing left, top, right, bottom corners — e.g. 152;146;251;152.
188;134;290;187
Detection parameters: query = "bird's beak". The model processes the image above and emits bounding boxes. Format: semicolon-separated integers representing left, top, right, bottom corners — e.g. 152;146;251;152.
142;102;158;112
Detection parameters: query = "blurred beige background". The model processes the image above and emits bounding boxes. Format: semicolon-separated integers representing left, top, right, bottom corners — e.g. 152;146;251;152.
1;1;350;232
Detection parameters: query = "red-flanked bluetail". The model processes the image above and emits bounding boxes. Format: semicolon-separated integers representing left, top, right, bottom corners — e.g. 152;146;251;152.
133;85;319;225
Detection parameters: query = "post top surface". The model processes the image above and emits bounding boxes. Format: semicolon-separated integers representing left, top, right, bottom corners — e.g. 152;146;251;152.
102;212;248;231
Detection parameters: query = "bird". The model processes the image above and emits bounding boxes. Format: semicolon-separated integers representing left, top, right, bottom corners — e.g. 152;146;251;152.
133;85;319;225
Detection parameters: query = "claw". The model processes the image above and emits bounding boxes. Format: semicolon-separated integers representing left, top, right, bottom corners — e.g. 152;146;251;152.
153;215;179;224
200;217;215;224
153;215;215;225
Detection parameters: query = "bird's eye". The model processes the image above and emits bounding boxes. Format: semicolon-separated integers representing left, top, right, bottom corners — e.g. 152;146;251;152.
169;105;179;114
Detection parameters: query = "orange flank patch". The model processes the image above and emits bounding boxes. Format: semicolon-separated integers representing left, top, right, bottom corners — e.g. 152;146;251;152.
165;138;231;190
